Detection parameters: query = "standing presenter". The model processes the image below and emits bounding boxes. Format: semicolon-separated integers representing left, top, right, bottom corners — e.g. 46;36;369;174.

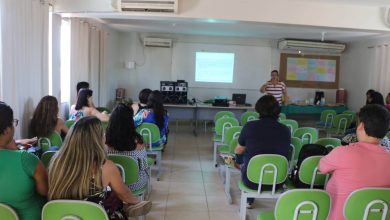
260;70;287;104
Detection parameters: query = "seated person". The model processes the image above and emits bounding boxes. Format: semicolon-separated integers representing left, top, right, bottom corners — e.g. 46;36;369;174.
106;104;149;192
69;81;95;117
48;116;152;219
131;88;152;115
365;89;375;104
235;95;290;208
385;92;390;111
367;91;384;105
134;90;169;147
69;88;109;122
30;96;68;139
319;104;390;220
0;102;48;220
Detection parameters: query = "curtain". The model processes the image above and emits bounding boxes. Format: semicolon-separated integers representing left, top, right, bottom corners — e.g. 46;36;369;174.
370;45;390;97
69;18;105;107
0;0;49;138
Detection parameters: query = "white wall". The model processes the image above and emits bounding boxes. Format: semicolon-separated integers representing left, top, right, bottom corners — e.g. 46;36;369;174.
107;32;338;105
340;36;390;111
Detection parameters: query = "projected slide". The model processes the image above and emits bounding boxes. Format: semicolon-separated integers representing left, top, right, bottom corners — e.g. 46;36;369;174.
195;52;235;83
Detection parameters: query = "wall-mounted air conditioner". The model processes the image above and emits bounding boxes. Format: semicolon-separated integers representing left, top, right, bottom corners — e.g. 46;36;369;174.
278;39;346;53
143;38;172;48
121;0;178;13
53;0;120;13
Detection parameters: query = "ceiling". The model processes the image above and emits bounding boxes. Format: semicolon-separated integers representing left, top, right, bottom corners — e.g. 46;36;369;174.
69;0;390;42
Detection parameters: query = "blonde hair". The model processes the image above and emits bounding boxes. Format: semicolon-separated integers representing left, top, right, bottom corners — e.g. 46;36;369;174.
48;116;106;200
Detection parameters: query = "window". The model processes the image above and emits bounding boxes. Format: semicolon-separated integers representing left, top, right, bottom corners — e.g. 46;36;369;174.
60;18;70;102
195;52;235;83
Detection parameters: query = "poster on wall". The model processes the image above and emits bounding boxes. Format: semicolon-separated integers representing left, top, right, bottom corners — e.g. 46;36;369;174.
279;53;340;89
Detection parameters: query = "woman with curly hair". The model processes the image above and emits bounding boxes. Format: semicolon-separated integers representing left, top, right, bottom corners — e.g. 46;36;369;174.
30;95;68;138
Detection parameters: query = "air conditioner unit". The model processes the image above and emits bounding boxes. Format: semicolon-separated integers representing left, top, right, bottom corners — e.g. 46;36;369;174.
278;40;346;53
143;38;172;48
121;0;178;13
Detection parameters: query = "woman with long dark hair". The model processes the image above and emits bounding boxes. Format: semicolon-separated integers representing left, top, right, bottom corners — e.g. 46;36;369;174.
30;95;68;138
69;88;109;122
134;90;169;146
106;104;148;191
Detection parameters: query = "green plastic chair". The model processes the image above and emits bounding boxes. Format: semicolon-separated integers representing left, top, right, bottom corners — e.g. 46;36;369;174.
240;111;259;125
96;107;111;114
136;123;163;181
65;120;75;128
387;131;390;140
293;127;319;145
0;203;19;220
279;113;287;121
315;138;341;151
101;121;108;129
280;119;299;136
257;189;331;220
107;155;146;198
325;114;352;136
42;200;109;220
344;187;390;220
299;156;329;189
342;110;356;123
216;126;242;165
214;111;235;122
315;110;336;129
213;117;239;166
38;132;62;152
289;137;303;172
238;154;289;220
41;151;56;168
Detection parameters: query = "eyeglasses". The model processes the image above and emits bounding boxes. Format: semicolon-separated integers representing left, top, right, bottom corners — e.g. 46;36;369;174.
12;119;19;127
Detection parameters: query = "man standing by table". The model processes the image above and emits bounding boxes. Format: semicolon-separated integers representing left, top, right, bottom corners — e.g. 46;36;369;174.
260;70;287;104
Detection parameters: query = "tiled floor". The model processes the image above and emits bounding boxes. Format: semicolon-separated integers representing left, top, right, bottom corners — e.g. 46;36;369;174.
138;124;277;220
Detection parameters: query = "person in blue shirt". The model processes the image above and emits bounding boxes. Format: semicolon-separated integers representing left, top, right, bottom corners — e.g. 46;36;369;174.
134;90;169;147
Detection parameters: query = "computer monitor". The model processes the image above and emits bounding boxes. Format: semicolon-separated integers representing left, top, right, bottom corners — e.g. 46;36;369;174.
232;93;246;105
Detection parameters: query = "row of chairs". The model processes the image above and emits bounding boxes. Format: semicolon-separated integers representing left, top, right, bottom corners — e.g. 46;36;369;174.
316;110;355;136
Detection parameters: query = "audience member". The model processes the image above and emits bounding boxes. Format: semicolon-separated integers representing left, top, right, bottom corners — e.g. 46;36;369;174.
48;116;152;219
319;104;390;220
106;104;149;192
0;102;48;220
385;93;390;111
69;88;109;122
69;81;95;117
132;88;152;115
235;95;290;208
367;91;384;105
366;89;375;104
30;96;68;139
134;90;169;146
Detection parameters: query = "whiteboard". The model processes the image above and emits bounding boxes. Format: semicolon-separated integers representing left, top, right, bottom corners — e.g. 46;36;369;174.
171;42;272;90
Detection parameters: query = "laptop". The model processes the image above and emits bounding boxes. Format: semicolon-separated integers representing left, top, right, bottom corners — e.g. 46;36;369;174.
232;93;246;105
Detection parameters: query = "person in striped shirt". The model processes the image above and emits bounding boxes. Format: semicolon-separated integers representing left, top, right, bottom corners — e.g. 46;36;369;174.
260;70;287;104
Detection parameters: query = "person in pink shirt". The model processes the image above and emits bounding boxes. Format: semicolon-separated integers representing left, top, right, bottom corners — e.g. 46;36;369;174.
319;104;390;220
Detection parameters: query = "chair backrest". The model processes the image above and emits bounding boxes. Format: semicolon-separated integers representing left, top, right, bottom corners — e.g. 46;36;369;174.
0;203;19;220
223;126;242;145
136;123;161;150
240;111;259;125
342;110;356;122
228;137;239;154
280;119;299;136
291;137;303;161
315;138;341;150
299;156;329;188
330;114;352;134
293;127;319;145
65;120;75;128
344;188;390;220
319;110;336;127
107;155;139;185
247;154;288;194
214;117;239;138
101;121;108;129
279;113;287;121
42;200;109;220
38;132;62;152
214;111;235;122
41;151;57;168
274;189;331;220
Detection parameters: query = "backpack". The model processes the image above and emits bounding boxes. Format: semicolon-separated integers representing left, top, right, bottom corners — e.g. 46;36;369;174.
290;144;329;188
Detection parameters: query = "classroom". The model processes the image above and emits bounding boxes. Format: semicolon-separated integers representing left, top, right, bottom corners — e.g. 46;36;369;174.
1;1;390;220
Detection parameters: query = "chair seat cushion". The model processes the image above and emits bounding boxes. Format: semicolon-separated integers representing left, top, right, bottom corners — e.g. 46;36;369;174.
213;135;222;142
238;180;284;193
218;144;229;153
147;157;155;166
